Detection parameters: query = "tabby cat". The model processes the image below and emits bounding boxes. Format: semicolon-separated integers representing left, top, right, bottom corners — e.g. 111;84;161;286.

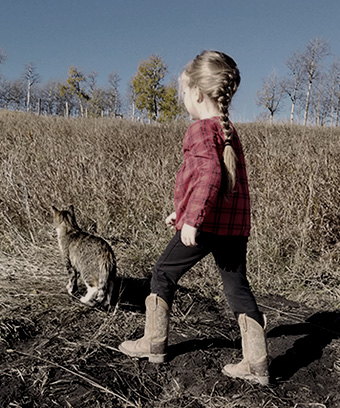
52;205;116;307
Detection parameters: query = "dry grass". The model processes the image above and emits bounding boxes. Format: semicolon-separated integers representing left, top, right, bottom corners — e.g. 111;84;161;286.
2;110;339;306
242;122;340;307
1;110;340;407
1;110;340;307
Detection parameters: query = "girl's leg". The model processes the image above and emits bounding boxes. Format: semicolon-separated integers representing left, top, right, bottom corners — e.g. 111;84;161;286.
212;236;263;326
151;231;210;307
213;236;269;384
119;230;210;363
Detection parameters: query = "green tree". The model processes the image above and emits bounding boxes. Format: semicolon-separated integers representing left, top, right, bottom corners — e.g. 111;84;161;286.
60;66;89;117
159;83;185;122
132;55;167;121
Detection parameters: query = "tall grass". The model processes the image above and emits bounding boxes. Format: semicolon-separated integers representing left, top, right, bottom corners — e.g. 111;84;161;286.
243;123;340;307
1;110;339;309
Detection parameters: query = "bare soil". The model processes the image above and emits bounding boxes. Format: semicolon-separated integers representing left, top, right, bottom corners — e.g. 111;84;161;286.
1;271;340;408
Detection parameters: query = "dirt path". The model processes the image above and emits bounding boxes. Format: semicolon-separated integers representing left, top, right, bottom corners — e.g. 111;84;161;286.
1;277;340;407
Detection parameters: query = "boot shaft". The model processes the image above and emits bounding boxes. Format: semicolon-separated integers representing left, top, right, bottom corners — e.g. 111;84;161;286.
119;294;170;363
145;294;170;350
238;314;267;362
238;313;268;378
222;313;269;385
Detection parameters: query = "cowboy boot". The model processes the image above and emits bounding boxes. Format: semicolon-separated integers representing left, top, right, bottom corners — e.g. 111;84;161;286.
222;313;269;385
119;294;170;363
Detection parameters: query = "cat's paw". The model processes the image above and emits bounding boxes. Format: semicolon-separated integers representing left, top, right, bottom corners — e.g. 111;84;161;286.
80;296;96;307
66;282;77;295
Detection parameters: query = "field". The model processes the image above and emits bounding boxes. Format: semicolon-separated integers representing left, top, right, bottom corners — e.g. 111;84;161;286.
1;110;340;407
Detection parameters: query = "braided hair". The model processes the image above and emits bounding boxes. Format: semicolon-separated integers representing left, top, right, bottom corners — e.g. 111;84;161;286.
183;51;241;193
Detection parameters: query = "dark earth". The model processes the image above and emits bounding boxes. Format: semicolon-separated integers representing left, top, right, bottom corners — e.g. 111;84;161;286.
1;276;340;408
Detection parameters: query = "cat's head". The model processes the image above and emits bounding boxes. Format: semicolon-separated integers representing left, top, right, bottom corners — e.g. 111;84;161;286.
52;205;78;231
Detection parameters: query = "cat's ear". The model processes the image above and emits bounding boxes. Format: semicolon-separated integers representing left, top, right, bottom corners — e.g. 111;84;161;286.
68;205;75;217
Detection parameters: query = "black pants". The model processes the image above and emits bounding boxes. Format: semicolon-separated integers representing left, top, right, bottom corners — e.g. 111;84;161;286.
151;231;263;326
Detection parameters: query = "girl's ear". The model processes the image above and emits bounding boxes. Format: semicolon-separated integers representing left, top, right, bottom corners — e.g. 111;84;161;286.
196;88;204;103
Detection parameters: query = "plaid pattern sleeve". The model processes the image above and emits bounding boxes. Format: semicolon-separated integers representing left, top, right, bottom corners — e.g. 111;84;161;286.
174;118;250;236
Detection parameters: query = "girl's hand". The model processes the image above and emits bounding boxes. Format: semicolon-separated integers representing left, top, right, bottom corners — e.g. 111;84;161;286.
165;212;177;230
181;223;198;247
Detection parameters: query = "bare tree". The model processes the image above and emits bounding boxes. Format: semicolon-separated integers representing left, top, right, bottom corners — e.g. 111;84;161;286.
336;89;340;127
310;74;332;125
126;80;137;120
9;79;26;110
25;62;40;112
336;81;340;127
108;72;120;117
302;38;330;125
91;88;108;117
0;77;10;108
87;71;98;116
0;48;7;106
283;51;306;123
328;59;340;126
38;80;63;115
256;71;285;124
87;71;98;95
0;48;6;65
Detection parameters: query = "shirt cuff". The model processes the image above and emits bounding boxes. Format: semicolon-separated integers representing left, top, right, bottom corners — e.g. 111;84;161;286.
185;210;205;229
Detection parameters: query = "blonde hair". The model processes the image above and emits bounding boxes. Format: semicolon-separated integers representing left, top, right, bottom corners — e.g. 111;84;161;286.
183;50;241;193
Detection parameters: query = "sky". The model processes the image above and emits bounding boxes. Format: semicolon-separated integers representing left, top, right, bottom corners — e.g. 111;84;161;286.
0;0;339;122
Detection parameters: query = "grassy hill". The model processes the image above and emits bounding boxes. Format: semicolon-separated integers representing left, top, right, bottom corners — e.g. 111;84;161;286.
1;110;339;307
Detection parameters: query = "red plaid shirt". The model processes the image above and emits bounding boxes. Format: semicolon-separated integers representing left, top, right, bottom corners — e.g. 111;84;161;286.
174;117;250;236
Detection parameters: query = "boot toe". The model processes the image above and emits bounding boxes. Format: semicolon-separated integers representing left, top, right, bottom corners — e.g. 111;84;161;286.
119;340;144;357
222;362;269;385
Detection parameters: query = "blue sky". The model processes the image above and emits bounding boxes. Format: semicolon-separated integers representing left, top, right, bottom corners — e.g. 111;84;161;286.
0;0;339;121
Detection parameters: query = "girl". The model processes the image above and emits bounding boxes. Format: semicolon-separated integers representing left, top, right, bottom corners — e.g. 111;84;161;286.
119;50;269;385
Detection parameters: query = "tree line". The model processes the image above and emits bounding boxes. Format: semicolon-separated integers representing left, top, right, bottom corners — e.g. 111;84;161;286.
1;38;339;125
256;37;340;126
0;51;184;121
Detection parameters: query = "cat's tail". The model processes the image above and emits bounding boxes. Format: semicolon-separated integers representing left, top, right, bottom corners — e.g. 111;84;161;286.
95;248;116;305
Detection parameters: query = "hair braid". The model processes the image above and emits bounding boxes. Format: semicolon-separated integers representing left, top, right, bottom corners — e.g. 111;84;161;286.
183;50;241;194
217;79;237;192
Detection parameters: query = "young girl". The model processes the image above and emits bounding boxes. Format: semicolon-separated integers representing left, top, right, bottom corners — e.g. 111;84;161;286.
119;50;269;385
